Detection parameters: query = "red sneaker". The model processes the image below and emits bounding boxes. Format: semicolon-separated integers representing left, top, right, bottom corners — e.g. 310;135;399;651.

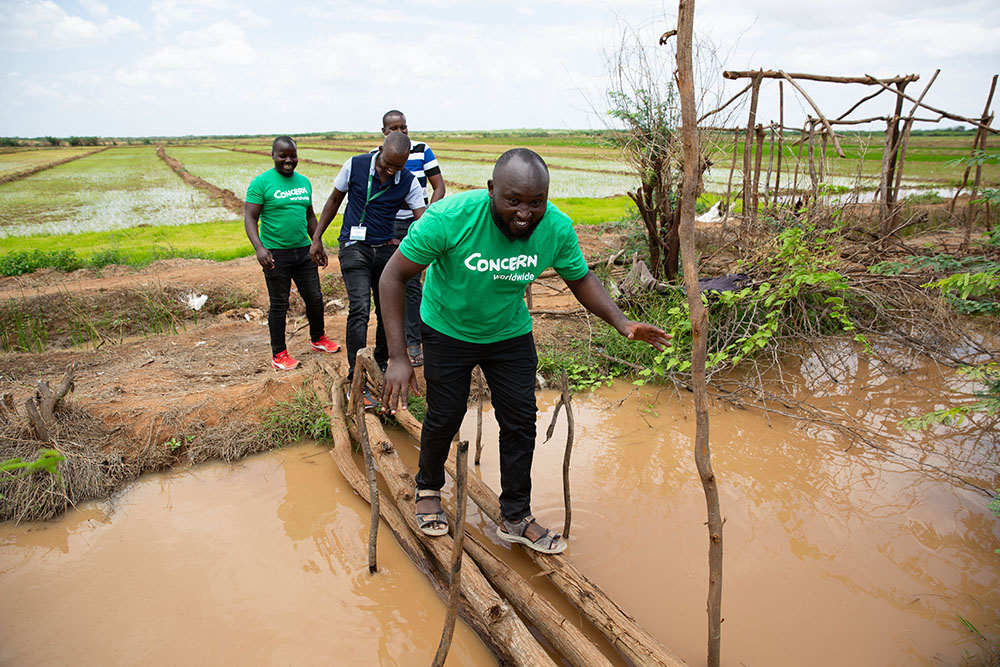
310;335;341;353
272;350;300;370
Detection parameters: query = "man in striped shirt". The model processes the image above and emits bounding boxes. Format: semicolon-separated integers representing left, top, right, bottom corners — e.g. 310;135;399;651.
376;110;446;366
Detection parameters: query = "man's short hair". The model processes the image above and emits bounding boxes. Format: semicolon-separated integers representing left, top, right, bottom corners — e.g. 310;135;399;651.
382;131;410;155
382;110;405;127
272;135;296;152
493;148;549;179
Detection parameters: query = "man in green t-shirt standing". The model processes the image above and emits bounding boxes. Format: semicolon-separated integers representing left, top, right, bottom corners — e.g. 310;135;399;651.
244;136;341;371
379;148;670;554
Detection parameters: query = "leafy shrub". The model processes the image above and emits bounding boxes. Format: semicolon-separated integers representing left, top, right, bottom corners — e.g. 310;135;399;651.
0;249;83;276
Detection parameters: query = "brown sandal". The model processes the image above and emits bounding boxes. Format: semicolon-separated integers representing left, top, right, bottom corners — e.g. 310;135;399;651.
496;515;567;554
415;489;448;536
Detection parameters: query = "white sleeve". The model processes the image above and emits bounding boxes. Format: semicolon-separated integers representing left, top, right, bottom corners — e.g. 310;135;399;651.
405;177;425;210
332;160;352;193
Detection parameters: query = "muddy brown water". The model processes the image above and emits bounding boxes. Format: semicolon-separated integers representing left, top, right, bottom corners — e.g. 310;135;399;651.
2;359;999;665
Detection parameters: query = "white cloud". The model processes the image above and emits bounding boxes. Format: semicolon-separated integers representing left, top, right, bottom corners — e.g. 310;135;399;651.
0;0;140;51
78;0;108;19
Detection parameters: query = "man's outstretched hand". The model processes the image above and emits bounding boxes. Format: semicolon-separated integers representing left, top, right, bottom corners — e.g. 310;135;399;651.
623;321;672;351
381;357;420;415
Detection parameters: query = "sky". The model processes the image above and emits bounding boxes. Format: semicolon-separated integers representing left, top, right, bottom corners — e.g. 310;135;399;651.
0;0;997;137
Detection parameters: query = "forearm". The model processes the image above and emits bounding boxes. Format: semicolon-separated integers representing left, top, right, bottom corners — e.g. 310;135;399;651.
380;263;409;359
428;174;446;204
567;271;631;334
314;190;345;242
243;205;264;250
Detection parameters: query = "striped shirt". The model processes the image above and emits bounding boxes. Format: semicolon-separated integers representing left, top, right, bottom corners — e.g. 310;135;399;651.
370;139;442;234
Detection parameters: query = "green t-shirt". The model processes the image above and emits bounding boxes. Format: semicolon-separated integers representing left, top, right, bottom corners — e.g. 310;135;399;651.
246;169;313;249
399;189;589;343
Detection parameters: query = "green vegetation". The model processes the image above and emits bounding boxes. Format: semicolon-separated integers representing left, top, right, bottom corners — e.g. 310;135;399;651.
0;219;252;274
256;386;332;445
0;449;65;501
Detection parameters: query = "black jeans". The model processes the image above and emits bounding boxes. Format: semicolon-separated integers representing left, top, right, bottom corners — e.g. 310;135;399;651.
339;242;395;379
263;246;325;356
416;324;538;521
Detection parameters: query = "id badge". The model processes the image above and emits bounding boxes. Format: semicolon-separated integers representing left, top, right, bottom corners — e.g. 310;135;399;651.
349;226;367;241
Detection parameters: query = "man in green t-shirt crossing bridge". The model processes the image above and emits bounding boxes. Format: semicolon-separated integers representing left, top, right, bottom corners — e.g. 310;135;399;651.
379;148;670;554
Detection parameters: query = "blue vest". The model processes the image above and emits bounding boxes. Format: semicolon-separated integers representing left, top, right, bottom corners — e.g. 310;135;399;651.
338;153;415;245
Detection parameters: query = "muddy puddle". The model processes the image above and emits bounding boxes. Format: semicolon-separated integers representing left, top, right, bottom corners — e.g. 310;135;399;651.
3;355;999;665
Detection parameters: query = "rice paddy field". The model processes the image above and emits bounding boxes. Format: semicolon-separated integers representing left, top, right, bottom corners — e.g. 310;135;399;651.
0;130;996;266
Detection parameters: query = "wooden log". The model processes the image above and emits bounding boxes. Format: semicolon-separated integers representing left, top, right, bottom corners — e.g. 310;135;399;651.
883;81;908;212
320;374;510;664
807;121;819;204
461;534;612;667
362;412;556;667
392;409;687;667
723;70;918;85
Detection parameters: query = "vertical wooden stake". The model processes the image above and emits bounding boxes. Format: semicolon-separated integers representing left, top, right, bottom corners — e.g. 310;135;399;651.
762;124;775;215
474;366;484;465
751;124;765;222
432;440;470;667
723;127;739;225
774;81;784;208
356;384;379;574
807;121;819;205
525;282;533;309
677;1;724;664
560;370;575;538
742;71;762;219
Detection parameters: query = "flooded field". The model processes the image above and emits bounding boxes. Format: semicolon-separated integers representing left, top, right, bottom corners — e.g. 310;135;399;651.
2;362;999;665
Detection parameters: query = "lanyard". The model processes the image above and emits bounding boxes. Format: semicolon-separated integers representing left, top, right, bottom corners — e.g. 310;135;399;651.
359;155;390;227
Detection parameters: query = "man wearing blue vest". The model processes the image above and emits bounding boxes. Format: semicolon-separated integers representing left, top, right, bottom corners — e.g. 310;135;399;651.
373;110;446;367
310;132;426;389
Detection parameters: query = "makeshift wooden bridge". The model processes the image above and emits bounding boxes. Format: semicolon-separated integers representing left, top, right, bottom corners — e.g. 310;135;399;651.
319;351;687;666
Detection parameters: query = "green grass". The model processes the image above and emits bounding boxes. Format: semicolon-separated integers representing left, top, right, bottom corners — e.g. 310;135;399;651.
551;195;633;225
0;218;254;269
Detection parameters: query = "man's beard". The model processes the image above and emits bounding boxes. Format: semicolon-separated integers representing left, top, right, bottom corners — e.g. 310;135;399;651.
490;200;540;241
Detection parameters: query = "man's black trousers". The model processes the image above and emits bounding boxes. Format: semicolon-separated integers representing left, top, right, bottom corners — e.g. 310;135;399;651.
416;323;538;521
262;246;325;356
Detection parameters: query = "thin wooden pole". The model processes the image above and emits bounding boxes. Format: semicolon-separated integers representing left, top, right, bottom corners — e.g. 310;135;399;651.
742;71;762;218
723;127;739;222
679;0;724;663
777;70;845;157
356;379;380;574
889;70;941;228
774;81;784;208
751;123;765;221
559;370;575;538
432;441;470;667
474;366;484;465
807;121;819;204
792;121;807;207
525;282;533;309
